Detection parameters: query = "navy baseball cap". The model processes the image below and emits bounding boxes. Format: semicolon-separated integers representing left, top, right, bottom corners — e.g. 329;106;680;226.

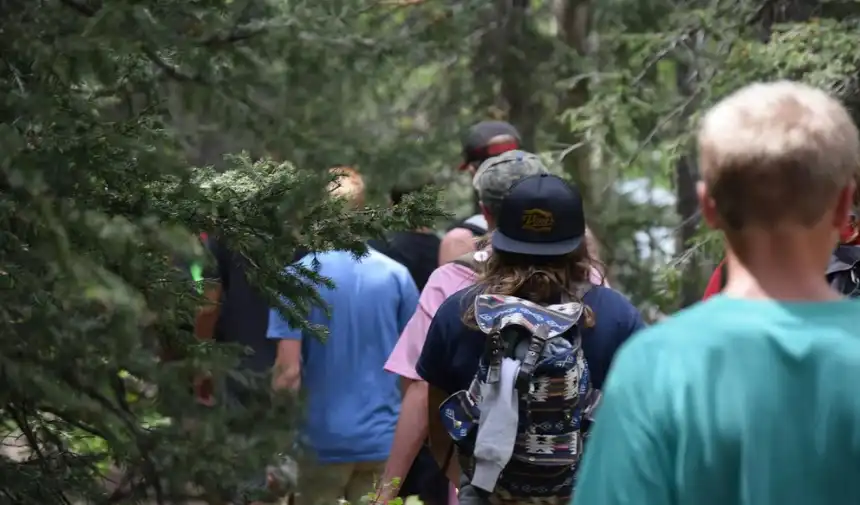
492;173;586;256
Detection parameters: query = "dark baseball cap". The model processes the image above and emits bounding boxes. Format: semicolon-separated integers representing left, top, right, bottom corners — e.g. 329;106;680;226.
459;121;522;170
492;173;586;256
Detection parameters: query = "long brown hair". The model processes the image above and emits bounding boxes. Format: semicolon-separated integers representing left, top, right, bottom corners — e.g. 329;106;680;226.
462;238;604;329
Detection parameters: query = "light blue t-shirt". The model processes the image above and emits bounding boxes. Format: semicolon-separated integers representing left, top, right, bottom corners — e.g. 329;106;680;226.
268;249;419;464
573;295;860;505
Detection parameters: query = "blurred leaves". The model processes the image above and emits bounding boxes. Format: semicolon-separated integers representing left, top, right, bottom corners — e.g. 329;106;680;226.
576;0;860;312
4;0;860;500
0;0;443;503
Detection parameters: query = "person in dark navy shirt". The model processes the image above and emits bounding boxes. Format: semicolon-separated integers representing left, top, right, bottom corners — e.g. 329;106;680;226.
417;283;643;397
415;173;645;482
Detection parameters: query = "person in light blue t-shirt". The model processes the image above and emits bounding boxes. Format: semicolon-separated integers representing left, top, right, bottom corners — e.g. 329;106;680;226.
573;82;860;505
267;163;419;505
268;248;418;505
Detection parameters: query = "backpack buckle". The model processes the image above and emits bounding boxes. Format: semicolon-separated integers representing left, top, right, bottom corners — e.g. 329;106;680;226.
515;325;550;391
485;330;504;384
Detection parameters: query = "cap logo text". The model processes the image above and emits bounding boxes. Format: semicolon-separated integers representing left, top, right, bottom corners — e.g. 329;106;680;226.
521;209;553;232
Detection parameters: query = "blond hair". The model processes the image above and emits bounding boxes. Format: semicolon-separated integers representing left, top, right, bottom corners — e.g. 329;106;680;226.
327;166;365;208
698;81;860;229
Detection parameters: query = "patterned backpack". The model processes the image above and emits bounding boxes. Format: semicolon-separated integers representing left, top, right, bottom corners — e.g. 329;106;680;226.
439;289;599;505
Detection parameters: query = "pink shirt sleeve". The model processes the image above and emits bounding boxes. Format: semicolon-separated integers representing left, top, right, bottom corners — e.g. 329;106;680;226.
384;262;603;380
589;266;609;286
384;264;475;380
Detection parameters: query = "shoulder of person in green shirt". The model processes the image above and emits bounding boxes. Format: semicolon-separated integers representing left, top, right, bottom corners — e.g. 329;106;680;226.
573;295;860;505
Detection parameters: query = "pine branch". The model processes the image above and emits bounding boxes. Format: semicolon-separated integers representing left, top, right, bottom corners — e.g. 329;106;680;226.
55;0;228;84
57;0;95;17
141;47;204;84
202;27;266;47
35;406;109;441
7;405;76;505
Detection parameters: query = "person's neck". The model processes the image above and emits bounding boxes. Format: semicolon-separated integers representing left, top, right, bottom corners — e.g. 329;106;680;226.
724;231;839;302
413;226;433;234
485;215;496;231
473;217;495;251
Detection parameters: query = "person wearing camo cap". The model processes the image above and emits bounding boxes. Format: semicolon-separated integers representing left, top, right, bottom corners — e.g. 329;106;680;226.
375;150;549;505
471;150;550;231
439;121;524;266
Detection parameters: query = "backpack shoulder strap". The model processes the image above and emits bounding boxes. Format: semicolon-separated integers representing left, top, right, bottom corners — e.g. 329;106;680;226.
456;223;487;237
452;250;488;272
452;253;477;271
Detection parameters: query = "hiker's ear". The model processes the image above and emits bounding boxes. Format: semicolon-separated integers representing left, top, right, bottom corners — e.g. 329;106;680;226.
832;181;856;230
697;181;720;229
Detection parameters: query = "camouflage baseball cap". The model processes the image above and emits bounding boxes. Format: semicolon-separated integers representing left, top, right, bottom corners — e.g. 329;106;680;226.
472;150;549;213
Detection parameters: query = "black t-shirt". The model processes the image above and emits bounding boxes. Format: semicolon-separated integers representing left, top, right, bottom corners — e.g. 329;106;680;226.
208;241;310;373
368;231;441;291
209;239;277;373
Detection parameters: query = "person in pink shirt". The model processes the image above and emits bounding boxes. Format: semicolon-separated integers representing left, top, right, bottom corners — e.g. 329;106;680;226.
377;151;607;505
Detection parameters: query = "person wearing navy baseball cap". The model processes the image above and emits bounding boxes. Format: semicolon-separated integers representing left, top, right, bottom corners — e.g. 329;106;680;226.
492;173;586;256
415;171;646;505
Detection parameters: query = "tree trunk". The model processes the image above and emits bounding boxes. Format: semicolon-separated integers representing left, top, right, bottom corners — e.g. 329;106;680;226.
674;47;702;308
498;0;540;152
554;0;593;212
470;0;544;213
471;0;546;151
675;149;701;308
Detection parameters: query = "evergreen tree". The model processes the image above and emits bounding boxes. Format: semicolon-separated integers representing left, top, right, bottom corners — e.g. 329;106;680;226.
0;1;441;503
4;0;860;499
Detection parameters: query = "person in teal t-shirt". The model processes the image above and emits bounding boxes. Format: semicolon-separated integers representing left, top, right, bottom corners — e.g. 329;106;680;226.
573;81;860;505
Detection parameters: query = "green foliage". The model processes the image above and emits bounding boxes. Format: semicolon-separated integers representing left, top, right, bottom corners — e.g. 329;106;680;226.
579;0;860;310
361;477;405;505
5;0;860;500
717;19;860;118
0;0;443;503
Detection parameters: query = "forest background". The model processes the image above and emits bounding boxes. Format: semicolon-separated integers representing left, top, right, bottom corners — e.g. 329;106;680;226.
2;0;858;503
